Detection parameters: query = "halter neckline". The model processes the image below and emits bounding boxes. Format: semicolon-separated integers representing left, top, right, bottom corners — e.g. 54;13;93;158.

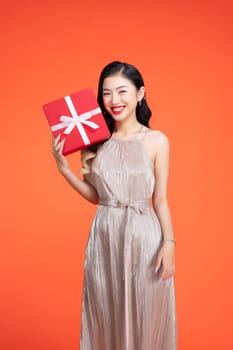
111;127;151;143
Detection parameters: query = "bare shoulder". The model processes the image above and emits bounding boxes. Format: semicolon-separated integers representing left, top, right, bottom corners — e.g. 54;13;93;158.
145;129;169;154
147;129;169;143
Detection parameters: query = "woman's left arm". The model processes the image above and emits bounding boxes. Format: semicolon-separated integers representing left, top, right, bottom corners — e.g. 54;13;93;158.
152;131;176;280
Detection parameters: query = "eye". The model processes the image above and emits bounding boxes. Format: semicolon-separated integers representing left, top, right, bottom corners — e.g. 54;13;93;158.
119;90;127;94
103;91;111;96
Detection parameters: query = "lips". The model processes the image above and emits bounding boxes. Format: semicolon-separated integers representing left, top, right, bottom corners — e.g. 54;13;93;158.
110;106;125;115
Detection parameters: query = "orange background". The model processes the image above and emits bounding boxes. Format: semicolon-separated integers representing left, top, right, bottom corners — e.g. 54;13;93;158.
1;0;232;349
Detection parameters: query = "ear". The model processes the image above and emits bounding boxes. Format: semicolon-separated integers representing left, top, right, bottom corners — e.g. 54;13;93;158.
137;86;145;102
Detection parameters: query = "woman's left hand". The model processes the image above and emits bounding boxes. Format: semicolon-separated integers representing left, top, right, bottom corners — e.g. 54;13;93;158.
155;243;175;280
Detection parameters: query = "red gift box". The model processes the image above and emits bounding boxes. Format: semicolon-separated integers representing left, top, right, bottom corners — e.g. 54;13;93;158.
43;88;110;155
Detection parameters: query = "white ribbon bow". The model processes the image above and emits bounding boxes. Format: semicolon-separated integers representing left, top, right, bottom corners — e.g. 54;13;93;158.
51;95;100;145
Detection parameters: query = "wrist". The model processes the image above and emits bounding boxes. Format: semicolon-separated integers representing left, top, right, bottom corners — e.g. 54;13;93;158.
162;238;176;246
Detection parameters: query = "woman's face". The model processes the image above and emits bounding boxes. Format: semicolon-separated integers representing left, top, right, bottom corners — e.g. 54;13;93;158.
102;74;144;122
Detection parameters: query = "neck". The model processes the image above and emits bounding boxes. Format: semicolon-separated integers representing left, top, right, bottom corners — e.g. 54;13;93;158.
114;118;142;137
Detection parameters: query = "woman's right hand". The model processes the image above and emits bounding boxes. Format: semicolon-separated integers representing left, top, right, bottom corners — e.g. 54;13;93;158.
52;134;69;174
51;134;98;204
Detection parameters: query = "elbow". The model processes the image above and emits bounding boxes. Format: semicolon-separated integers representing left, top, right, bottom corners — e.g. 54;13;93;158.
89;193;99;205
91;198;99;205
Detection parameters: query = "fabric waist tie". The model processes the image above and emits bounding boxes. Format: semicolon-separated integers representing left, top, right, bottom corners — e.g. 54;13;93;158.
98;198;151;280
98;198;151;214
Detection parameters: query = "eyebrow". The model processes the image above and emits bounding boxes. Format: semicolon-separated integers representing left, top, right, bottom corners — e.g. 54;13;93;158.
102;85;129;91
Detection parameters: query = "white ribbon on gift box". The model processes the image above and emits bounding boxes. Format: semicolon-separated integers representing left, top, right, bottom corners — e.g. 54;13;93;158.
51;95;101;145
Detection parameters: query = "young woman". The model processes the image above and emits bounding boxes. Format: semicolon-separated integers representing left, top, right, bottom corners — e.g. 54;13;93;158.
52;61;178;349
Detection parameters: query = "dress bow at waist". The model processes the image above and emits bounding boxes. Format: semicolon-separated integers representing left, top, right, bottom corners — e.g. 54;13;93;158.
98;198;150;215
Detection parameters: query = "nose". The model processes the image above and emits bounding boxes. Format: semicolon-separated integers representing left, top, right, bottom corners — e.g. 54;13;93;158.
111;92;120;105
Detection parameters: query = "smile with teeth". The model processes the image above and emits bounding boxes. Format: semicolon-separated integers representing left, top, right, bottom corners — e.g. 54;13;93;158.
111;106;125;115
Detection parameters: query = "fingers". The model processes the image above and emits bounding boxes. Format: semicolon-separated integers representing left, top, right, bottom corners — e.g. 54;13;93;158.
57;139;65;155
52;133;60;149
160;262;175;280
155;255;162;273
52;134;65;156
155;253;175;280
51;134;69;173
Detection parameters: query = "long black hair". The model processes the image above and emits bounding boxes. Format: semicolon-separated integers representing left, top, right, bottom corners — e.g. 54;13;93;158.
88;61;152;152
98;61;151;132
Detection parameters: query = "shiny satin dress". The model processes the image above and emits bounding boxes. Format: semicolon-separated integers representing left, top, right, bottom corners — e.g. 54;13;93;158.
80;134;178;350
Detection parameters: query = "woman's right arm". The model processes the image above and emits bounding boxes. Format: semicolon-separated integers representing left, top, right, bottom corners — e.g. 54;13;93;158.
52;134;99;204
